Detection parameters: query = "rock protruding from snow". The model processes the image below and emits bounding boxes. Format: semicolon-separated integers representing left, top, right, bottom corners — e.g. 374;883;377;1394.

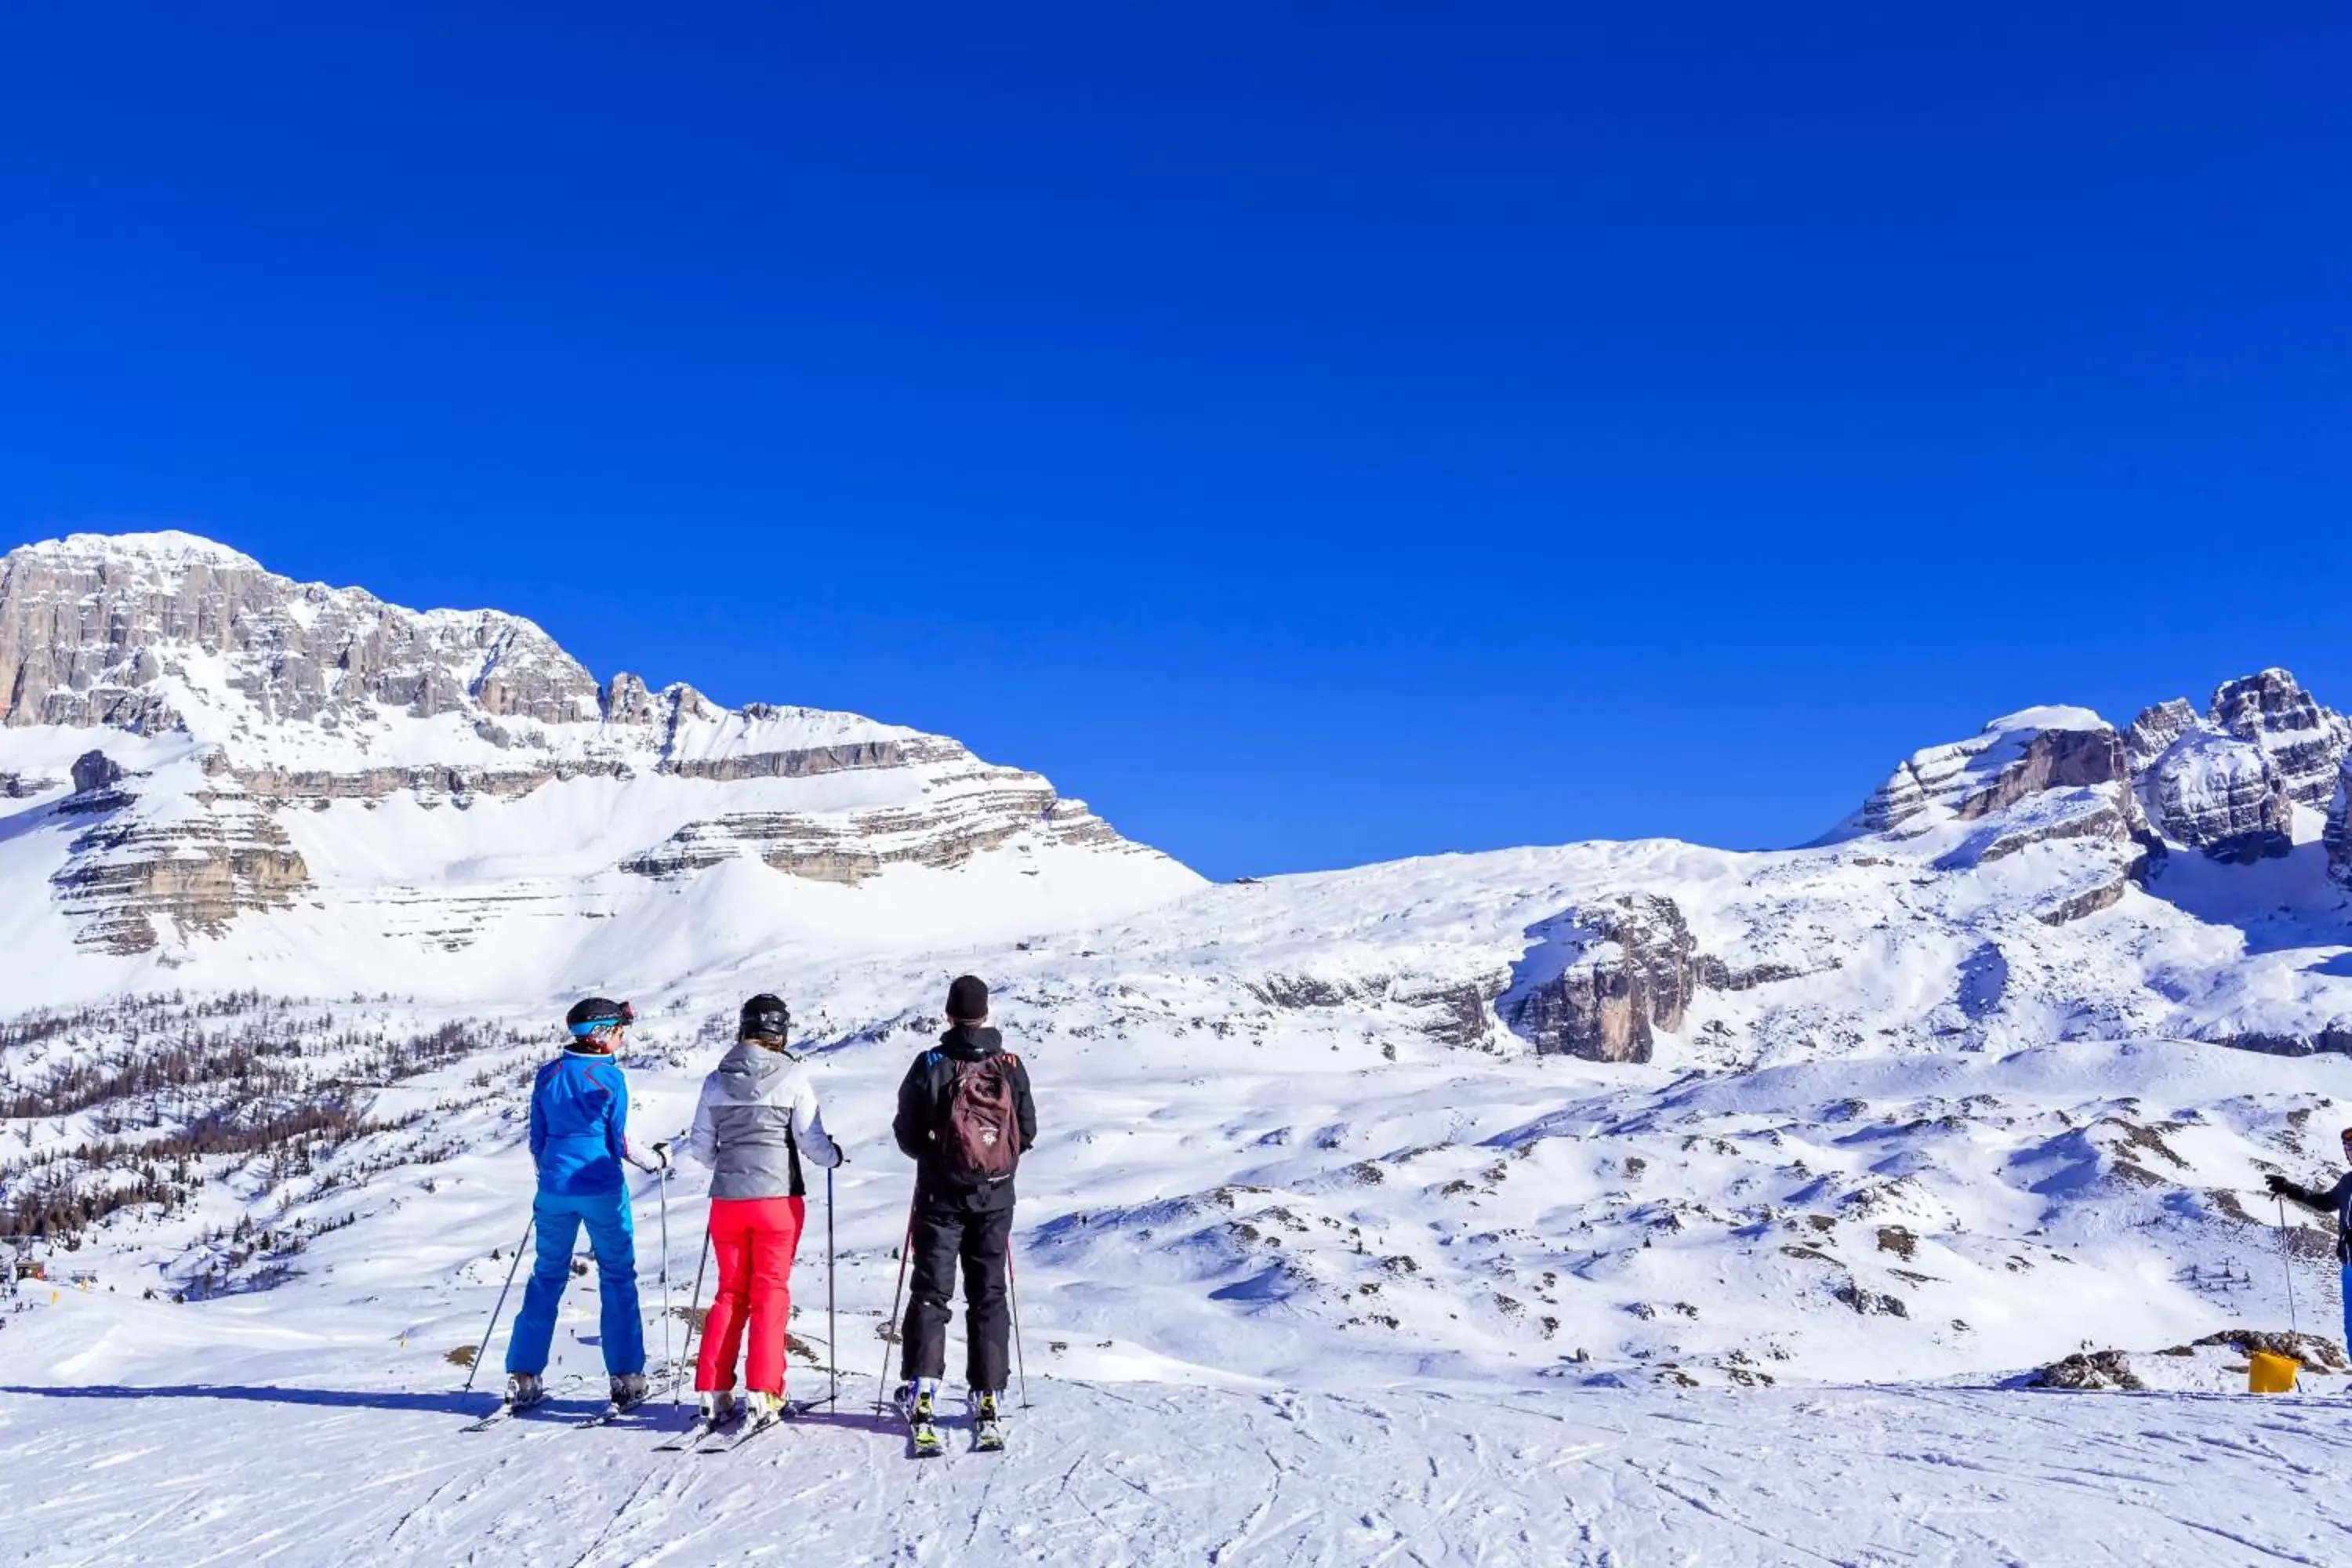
2209;669;2350;809
2328;758;2352;888
1949;726;2129;822
2125;699;2198;769
2143;728;2294;862
1501;895;1707;1063
51;780;311;953
0;532;1198;957
69;750;123;797
1843;709;2118;838
0;534;603;731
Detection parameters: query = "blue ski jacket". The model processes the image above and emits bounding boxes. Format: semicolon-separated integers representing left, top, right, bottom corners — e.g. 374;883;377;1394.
529;1049;635;1196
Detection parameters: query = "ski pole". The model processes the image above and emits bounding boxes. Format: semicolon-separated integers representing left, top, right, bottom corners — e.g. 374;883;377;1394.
653;1142;673;1381
2280;1193;2302;1336
873;1203;915;1412
826;1165;839;1412
462;1214;535;1394
675;1218;713;1409
1006;1233;1029;1410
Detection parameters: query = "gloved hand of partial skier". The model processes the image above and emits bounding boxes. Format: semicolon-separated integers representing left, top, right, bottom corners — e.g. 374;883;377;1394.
2264;1171;2292;1196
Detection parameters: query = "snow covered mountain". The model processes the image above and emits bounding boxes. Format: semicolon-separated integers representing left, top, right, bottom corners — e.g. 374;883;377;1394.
11;532;2352;1563
0;532;1199;1000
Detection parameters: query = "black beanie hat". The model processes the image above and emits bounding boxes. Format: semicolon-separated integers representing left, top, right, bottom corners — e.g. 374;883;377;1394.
740;993;790;1040
946;975;989;1022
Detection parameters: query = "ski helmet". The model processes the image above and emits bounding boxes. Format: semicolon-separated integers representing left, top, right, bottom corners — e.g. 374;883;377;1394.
739;993;790;1041
566;996;633;1037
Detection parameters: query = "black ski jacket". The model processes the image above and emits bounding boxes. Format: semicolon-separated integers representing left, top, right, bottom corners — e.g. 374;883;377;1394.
2275;1171;2352;1262
892;1025;1037;1214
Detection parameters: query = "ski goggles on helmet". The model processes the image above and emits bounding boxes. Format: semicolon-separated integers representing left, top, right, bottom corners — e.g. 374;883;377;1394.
568;1000;635;1037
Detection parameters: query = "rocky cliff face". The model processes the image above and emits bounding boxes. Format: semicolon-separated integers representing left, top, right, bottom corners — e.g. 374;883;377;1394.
2143;729;2295;862
1847;671;2350;873
2325;753;2352;887
2125;699;2198;770
0;533;1192;959
0;534;602;733
1500;895;1706;1063
1852;709;2118;837
2118;670;2347;863
2209;669;2349;808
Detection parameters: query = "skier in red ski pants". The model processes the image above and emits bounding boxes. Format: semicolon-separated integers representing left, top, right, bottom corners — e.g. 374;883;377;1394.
687;994;843;1425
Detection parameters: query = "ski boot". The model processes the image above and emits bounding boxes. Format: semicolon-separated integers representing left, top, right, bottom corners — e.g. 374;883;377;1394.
505;1371;546;1413
973;1389;1006;1452
609;1372;650;1412
742;1390;786;1434
700;1389;739;1427
903;1378;944;1457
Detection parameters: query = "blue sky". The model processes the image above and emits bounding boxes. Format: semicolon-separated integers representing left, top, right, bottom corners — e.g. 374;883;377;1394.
1;5;2345;879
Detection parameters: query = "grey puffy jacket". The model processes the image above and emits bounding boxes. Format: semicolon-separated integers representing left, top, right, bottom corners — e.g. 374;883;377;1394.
688;1042;842;1200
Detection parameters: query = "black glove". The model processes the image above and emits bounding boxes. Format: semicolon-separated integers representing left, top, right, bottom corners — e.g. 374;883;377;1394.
2264;1172;2292;1196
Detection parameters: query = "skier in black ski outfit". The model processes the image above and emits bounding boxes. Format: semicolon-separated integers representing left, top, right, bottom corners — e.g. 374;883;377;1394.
2267;1127;2352;1353
892;975;1036;1443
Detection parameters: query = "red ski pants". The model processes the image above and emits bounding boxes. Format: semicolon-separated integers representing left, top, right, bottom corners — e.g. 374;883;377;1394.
696;1196;806;1396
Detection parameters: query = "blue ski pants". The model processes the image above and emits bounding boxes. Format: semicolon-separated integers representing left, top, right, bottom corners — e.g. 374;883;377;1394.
2340;1265;2351;1356
506;1190;644;1377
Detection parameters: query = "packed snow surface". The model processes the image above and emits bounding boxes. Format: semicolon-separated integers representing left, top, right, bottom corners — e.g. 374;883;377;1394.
7;1324;2351;1567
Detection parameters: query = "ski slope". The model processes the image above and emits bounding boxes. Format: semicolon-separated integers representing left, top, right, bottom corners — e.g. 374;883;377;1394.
4;1317;2348;1567
16;535;2352;1563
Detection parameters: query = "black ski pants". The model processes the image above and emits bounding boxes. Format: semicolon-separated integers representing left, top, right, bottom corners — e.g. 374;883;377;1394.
900;1204;1014;1391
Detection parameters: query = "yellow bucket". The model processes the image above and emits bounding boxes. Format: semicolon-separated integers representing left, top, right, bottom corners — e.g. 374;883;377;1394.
2249;1350;2300;1394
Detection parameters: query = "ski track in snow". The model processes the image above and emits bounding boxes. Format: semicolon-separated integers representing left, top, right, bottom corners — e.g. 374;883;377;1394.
3;1372;2351;1565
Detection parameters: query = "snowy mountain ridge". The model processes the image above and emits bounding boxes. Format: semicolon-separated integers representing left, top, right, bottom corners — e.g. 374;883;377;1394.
9;533;2352;1563
0;532;1198;993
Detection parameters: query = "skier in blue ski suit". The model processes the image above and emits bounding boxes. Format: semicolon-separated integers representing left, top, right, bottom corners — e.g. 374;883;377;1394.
504;997;668;1410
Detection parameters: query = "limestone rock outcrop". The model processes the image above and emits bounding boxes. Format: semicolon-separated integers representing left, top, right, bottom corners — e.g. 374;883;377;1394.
2325;754;2352;887
2209;669;2349;809
0;532;1188;954
2143;730;2295;862
1843;672;2352;873
1849;710;2122;837
1501;895;1708;1064
51;782;310;954
1950;727;2129;822
2125;700;2198;770
71;750;124;796
0;534;603;731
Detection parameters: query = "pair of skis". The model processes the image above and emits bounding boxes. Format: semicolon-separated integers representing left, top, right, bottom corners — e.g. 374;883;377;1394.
656;1397;820;1454
463;1370;683;1433
459;1370;597;1432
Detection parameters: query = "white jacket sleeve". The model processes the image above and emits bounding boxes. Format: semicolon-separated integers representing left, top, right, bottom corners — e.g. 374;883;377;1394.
687;1075;720;1169
791;1069;842;1169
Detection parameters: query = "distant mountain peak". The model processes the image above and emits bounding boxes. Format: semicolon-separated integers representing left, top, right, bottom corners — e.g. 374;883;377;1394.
21;530;267;571
1831;670;2352;882
0;529;1196;967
